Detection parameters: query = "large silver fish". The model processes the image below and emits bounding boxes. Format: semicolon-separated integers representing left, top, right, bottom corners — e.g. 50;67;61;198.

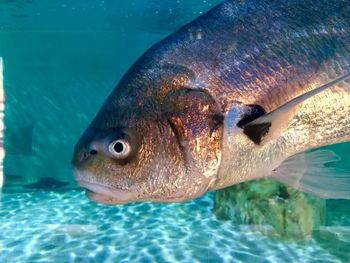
72;0;350;204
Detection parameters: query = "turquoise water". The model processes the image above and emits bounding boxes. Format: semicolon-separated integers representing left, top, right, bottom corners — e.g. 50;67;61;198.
0;0;350;262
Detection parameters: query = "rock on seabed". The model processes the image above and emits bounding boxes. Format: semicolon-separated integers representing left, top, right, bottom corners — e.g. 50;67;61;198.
214;178;325;240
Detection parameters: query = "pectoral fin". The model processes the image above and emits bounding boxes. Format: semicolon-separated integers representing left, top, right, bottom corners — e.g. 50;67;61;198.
241;72;350;145
271;150;350;199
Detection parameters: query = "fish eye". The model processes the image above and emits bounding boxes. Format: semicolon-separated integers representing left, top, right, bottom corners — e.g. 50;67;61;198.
108;139;131;158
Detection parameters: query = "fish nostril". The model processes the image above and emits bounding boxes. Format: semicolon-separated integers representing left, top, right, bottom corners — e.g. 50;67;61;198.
90;149;97;155
78;150;97;163
82;152;89;160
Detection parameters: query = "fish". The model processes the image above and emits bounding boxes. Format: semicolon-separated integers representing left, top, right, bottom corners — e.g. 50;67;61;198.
72;0;350;204
23;177;69;190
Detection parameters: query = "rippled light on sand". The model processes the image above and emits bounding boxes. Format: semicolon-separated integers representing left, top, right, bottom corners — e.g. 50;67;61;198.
0;190;349;262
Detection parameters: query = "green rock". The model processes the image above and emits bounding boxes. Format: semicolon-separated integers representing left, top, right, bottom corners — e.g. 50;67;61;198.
214;178;325;240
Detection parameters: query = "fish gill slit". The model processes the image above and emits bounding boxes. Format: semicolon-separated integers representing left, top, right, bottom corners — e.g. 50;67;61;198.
167;119;188;164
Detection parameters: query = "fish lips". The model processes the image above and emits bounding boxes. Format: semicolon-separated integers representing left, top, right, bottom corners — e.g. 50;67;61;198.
75;170;136;204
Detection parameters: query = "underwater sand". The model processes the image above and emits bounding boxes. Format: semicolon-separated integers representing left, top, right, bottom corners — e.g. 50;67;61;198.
0;189;349;263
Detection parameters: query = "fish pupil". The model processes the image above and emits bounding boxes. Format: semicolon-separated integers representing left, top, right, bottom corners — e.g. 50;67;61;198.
114;142;124;153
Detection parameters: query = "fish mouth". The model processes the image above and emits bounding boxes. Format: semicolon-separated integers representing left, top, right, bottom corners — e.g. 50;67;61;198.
75;170;136;204
78;180;135;204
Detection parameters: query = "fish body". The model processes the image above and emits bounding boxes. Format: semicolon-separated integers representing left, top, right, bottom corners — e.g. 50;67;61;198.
73;0;350;204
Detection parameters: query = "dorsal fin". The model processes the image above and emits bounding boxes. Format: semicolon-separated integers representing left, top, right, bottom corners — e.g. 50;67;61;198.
242;72;350;145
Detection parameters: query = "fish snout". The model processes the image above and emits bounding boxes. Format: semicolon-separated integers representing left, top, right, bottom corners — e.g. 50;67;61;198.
72;127;100;168
72;148;98;168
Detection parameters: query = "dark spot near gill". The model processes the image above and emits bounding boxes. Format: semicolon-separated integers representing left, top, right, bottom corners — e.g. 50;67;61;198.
237;104;271;145
243;123;271;145
237;104;266;128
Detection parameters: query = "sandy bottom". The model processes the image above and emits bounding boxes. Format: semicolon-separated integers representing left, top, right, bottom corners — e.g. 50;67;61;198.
0;190;349;263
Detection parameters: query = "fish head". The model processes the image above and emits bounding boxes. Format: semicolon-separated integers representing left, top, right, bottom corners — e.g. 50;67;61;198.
73;66;224;204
